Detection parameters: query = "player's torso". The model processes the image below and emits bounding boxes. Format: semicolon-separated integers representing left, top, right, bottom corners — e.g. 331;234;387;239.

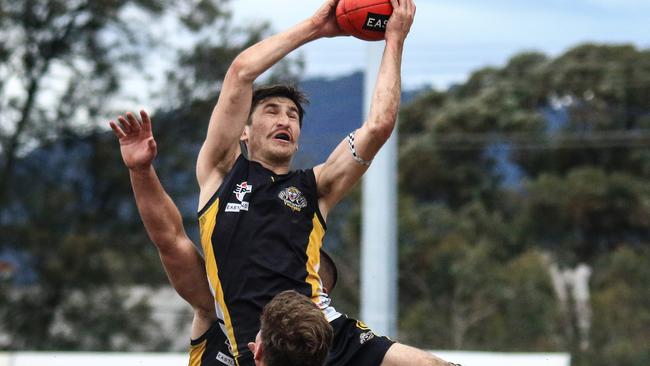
204;155;325;289
198;155;334;361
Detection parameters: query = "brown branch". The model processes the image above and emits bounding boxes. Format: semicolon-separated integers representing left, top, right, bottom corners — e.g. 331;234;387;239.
0;4;90;205
0;75;40;205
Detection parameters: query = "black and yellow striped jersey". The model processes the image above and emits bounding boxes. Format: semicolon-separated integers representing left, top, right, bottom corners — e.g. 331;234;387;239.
189;321;234;366
198;155;340;365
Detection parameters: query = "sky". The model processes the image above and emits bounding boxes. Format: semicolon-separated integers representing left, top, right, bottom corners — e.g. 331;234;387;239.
227;0;650;89
113;0;650;112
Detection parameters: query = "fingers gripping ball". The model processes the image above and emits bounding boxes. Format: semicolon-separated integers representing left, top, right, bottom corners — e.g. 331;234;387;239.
336;0;393;41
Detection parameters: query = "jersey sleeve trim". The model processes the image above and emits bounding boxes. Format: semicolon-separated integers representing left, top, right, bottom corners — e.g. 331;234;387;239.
307;168;327;230
197;154;245;218
189;321;221;346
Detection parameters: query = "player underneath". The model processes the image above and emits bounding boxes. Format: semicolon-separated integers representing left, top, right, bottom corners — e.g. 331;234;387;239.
110;111;336;366
191;0;455;365
249;289;332;366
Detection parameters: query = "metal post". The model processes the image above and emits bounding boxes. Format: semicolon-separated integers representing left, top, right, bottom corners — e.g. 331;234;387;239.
360;41;397;338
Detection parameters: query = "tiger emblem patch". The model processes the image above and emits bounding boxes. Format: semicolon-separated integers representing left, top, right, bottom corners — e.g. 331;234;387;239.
278;186;307;212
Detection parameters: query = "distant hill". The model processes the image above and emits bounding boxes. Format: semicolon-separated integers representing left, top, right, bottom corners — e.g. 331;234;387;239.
295;71;426;168
1;71;427;272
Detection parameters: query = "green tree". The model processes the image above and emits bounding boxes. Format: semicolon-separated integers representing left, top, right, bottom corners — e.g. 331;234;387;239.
0;0;303;351
396;43;650;362
513;45;650;177
518;168;650;264
589;247;650;366
0;0;158;205
398;201;561;350
1;132;167;350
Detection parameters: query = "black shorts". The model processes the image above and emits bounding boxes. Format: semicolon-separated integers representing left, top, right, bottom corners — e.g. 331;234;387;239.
220;315;394;366
326;315;395;366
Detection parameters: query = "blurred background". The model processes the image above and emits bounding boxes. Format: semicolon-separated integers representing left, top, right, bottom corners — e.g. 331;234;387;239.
1;1;649;366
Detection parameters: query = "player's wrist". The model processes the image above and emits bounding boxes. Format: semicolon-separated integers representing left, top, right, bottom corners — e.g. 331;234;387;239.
128;164;154;174
305;17;329;40
384;36;405;50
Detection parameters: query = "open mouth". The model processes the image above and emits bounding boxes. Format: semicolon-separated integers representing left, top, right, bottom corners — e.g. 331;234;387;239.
273;132;291;142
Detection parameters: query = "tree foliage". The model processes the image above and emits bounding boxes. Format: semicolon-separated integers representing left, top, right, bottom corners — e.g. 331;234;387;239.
2;12;648;360
0;0;161;205
0;0;302;351
589;247;650;366
1;132;168;350
397;43;650;362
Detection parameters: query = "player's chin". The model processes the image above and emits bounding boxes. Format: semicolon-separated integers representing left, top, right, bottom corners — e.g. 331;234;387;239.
270;144;296;160
271;138;294;149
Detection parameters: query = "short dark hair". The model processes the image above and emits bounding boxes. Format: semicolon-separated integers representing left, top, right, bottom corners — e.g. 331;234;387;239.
260;290;333;366
250;84;309;127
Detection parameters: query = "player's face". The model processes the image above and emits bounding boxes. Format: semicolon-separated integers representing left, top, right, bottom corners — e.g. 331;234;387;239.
246;97;301;165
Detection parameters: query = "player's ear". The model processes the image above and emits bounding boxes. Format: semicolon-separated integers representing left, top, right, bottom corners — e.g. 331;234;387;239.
253;342;264;362
241;125;250;143
247;342;256;354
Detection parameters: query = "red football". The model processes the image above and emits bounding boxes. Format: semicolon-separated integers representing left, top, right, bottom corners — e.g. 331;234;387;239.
336;0;393;41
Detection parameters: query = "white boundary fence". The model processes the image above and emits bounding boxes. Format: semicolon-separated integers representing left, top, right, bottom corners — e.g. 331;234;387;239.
0;351;570;366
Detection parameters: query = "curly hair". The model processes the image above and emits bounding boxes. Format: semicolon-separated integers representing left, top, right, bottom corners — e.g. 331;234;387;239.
260;290;333;366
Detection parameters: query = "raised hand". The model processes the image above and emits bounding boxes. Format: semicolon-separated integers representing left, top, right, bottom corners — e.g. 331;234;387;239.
310;0;346;38
109;110;157;171
385;0;416;43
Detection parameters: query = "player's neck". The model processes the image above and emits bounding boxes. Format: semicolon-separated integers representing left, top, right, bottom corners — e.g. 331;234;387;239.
250;155;291;175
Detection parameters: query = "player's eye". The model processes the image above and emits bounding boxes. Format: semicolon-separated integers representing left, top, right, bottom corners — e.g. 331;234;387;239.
264;106;278;114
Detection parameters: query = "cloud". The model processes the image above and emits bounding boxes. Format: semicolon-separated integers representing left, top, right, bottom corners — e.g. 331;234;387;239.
226;0;650;88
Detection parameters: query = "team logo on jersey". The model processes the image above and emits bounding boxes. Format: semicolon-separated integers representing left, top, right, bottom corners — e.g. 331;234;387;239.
359;330;375;345
234;181;252;201
278;186;307;212
356;320;375;344
226;181;252;212
355;320;370;331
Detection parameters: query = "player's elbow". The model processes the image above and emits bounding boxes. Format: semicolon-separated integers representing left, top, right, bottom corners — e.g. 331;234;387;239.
150;236;177;255
367;117;396;142
149;230;185;257
228;55;257;83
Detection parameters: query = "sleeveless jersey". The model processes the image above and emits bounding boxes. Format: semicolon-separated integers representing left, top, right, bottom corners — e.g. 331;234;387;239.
198;155;340;365
189;321;234;366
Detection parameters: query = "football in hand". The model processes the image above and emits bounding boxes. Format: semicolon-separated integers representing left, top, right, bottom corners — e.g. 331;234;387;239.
336;0;393;41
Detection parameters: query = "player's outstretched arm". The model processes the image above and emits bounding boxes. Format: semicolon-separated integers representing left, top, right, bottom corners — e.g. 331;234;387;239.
196;0;346;208
314;0;415;218
110;111;216;337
